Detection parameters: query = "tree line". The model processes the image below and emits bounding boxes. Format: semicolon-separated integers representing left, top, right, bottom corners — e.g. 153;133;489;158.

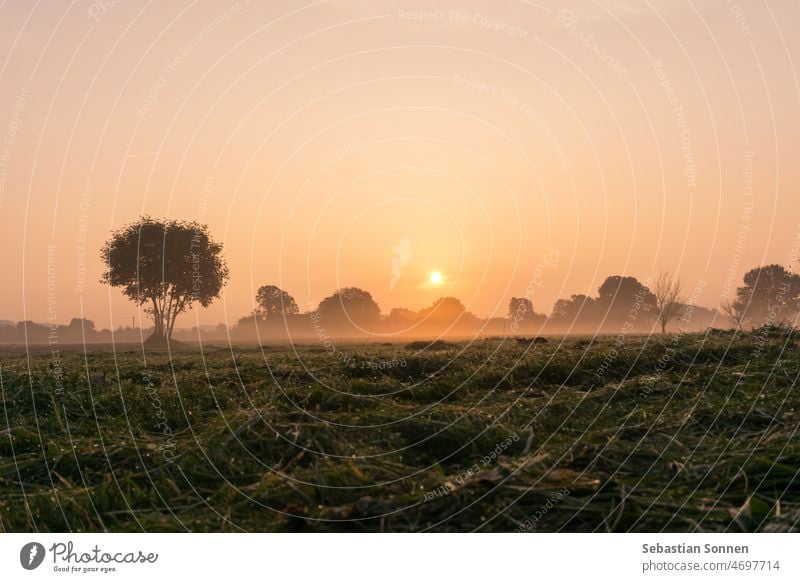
7;216;797;344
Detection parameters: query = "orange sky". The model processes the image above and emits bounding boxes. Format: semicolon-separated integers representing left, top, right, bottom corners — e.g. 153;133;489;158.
1;0;799;329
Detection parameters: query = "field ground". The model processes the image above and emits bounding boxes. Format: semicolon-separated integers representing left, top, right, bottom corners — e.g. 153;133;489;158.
1;330;799;532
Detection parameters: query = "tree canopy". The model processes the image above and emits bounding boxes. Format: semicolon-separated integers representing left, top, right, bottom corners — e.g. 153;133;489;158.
735;264;800;326
596;275;655;318
317;287;381;328
255;285;299;319
100;216;229;341
418;297;467;321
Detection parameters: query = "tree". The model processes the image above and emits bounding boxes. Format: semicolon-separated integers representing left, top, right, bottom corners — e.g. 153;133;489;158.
596;275;655;327
385;308;419;326
236;313;258;328
508;297;533;320
720;298;747;331
317;287;381;328
67;318;96;332
653;271;683;334
735;265;800;327
255;285;298;320
549;294;598;328
508;297;545;332
101;216;229;342
419;297;467;321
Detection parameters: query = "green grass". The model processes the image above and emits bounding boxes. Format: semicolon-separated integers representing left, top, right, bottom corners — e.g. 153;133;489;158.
1;332;798;532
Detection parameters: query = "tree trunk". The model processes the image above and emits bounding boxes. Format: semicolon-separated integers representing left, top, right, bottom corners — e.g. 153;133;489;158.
149;297;167;342
151;298;161;337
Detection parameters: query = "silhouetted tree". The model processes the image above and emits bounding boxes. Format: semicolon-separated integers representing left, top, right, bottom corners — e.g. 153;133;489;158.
419;297;467;321
596;275;655;326
255;285;299;320
509;297;533;320
653;271;683;334
67;318;96;332
236;313;257;328
317;287;381;327
385;308;419;327
735;265;800;327
415;297;478;333
550;294;598;328
508;297;545;332
101;216;229;342
60;318;98;342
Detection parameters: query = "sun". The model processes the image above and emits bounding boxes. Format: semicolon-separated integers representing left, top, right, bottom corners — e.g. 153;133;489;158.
429;271;444;285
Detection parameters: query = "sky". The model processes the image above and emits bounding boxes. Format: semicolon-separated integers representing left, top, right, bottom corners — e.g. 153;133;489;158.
0;0;799;329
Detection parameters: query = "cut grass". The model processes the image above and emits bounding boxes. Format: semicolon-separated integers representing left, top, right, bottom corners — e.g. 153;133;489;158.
0;332;798;532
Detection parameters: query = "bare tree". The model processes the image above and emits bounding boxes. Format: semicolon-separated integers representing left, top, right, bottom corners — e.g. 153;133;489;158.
653;271;683;335
720;298;747;331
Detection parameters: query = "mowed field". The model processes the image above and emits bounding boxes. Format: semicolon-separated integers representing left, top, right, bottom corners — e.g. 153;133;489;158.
1;330;799;532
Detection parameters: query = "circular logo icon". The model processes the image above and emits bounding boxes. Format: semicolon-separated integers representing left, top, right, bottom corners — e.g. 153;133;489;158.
20;542;46;570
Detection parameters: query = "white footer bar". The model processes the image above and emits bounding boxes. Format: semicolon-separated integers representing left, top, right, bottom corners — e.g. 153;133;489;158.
1;533;797;581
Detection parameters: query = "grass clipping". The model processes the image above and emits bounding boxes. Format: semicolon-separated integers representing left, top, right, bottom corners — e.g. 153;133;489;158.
0;331;798;532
